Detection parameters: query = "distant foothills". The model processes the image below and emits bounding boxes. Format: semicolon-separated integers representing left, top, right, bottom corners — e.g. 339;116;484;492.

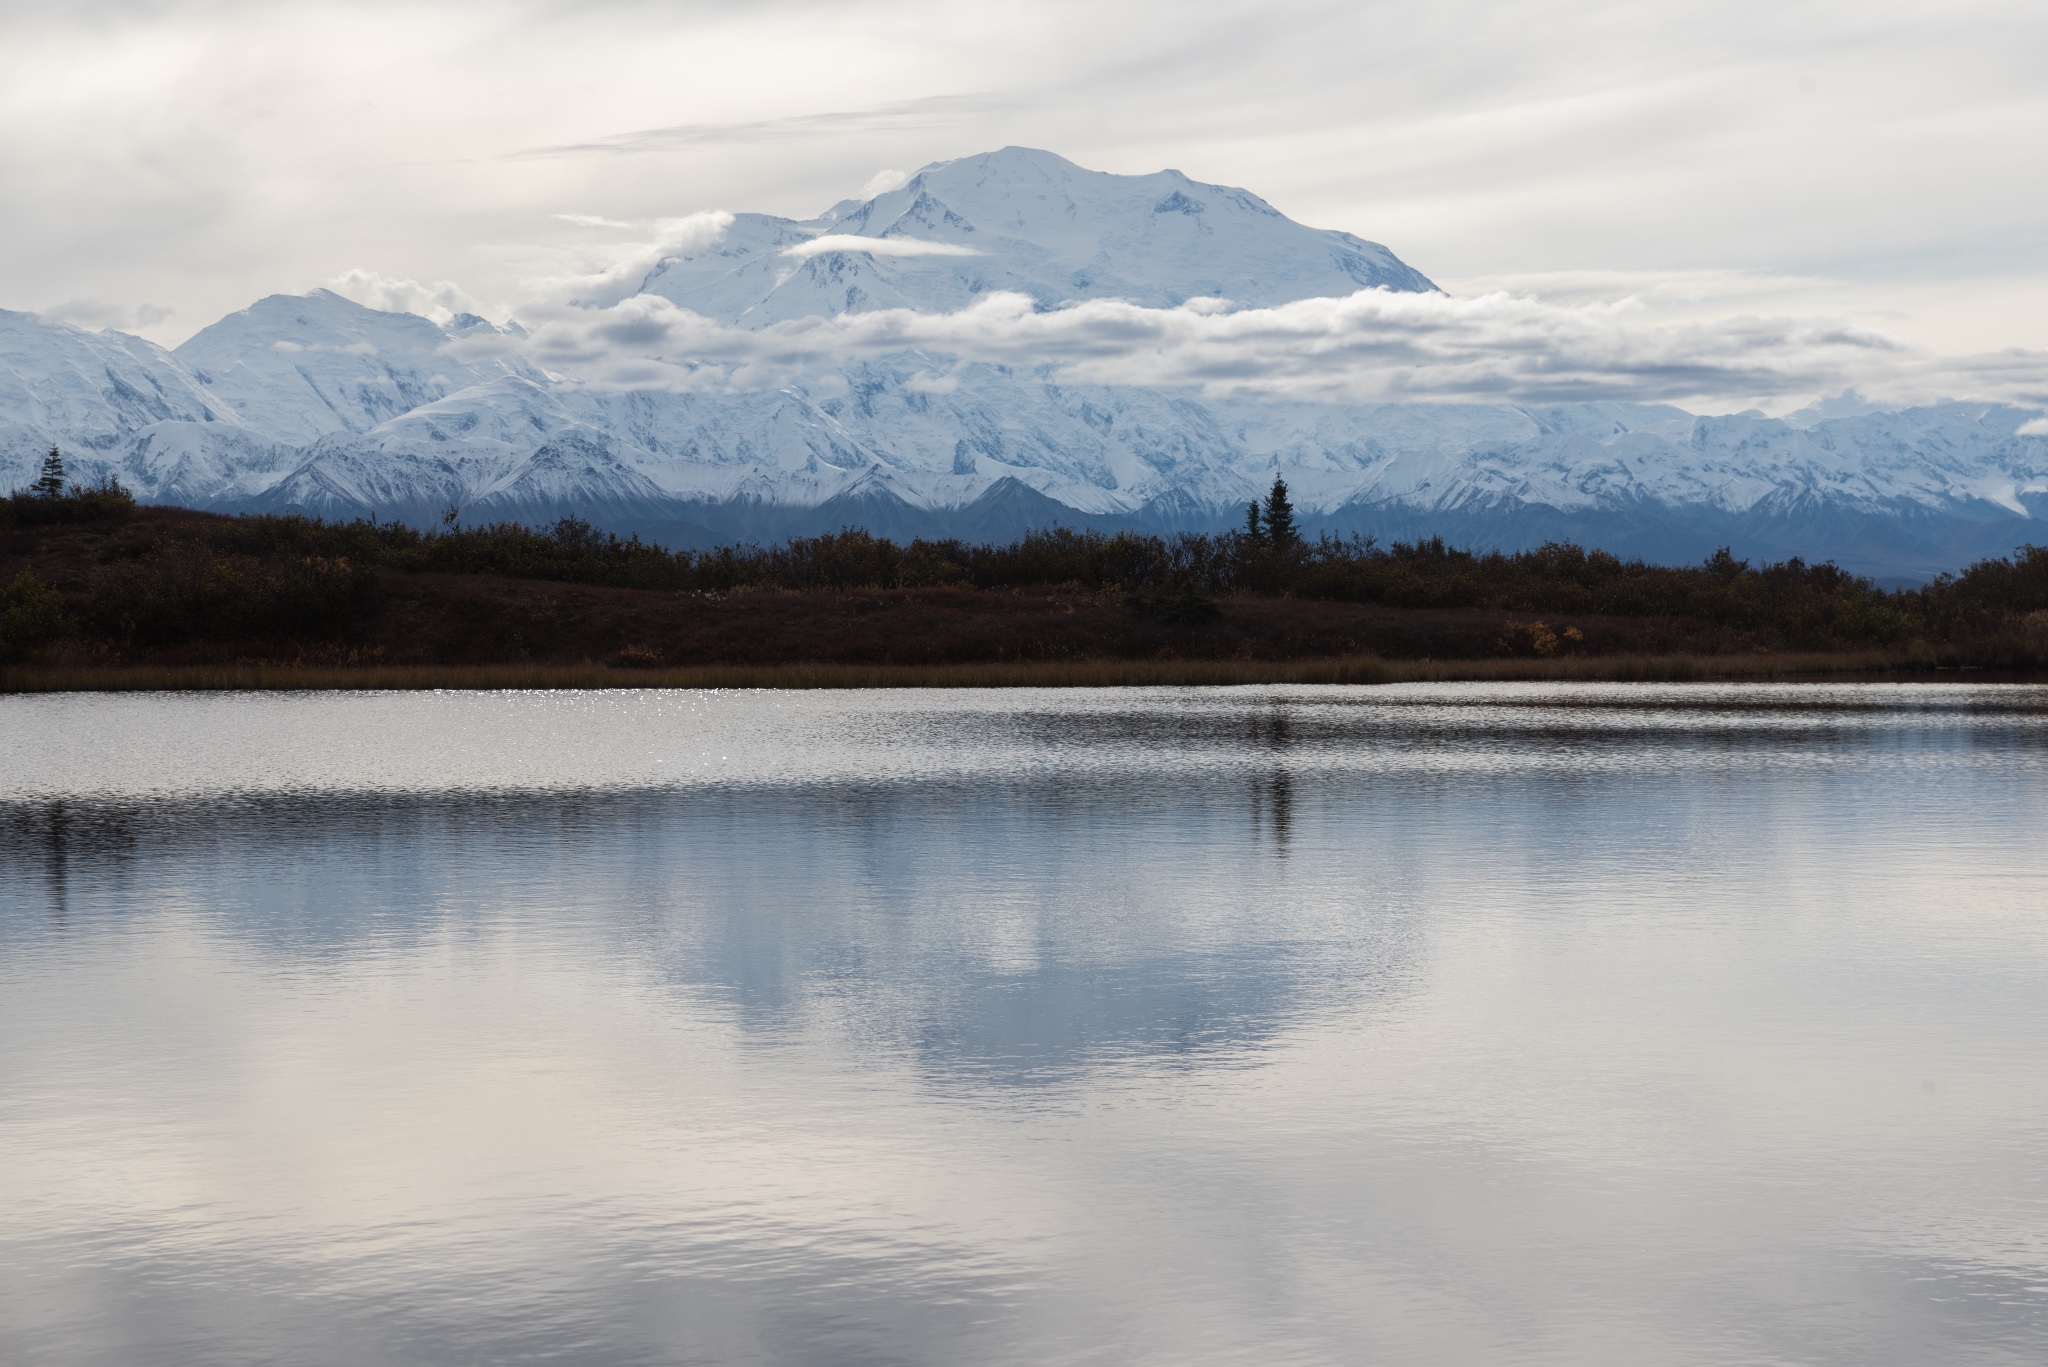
4;455;2046;684
3;148;2046;584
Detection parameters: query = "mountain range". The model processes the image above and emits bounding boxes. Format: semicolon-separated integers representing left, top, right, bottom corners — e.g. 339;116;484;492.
4;146;2045;581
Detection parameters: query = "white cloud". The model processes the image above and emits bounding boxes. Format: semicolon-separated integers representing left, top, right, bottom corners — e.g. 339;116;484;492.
781;235;984;261
326;270;483;325
2018;417;2048;436
36;298;175;332
6;0;2048;358
1435;269;1843;310
861;168;911;197
519;212;735;309
471;285;2048;411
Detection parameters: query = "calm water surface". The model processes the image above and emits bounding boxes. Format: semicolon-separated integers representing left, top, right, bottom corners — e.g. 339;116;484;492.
2;684;2045;1366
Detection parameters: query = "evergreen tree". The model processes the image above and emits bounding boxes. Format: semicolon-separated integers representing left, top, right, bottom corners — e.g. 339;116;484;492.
1243;500;1264;546
31;447;66;498
1262;476;1298;551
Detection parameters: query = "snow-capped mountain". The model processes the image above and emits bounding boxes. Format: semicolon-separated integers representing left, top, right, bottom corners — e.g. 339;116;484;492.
640;147;1435;324
3;146;2045;580
174;289;534;444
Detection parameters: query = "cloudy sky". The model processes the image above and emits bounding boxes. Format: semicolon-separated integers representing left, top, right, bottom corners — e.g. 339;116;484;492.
3;0;2043;403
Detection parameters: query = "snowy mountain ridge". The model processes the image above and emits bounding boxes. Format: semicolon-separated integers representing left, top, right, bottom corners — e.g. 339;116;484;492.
3;147;2046;580
638;147;1436;325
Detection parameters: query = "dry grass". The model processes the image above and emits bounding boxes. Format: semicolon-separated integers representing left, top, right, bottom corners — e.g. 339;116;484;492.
0;650;1949;693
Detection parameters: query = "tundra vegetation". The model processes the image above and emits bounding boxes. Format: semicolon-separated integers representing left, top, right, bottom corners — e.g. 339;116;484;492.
4;466;2047;683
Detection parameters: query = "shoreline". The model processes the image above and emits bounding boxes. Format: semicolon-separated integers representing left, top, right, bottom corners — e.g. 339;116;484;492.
5;651;2031;693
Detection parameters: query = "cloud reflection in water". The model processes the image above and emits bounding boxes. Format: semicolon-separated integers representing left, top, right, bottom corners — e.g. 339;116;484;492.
2;685;2046;1365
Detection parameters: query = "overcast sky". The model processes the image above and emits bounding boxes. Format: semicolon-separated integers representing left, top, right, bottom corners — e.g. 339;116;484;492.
3;0;2043;387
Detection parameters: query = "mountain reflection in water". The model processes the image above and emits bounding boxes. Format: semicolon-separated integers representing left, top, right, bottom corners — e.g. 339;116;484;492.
2;685;2046;1367
0;773;1394;1082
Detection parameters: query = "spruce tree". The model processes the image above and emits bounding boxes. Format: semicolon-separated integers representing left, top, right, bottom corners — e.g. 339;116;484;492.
31;447;66;498
1262;476;1298;551
1243;500;1264;546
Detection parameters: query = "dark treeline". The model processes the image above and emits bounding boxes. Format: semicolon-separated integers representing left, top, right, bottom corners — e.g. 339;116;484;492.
19;506;2048;647
5;463;2048;661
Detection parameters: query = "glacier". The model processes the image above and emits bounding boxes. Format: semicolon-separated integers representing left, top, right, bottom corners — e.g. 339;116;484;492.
4;146;2046;581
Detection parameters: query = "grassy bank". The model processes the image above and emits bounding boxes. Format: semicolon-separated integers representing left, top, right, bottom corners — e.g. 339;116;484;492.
0;649;1964;693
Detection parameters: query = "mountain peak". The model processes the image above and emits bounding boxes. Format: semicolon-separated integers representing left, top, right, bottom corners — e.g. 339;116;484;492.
639;147;1436;325
168;288;519;445
916;145;1089;178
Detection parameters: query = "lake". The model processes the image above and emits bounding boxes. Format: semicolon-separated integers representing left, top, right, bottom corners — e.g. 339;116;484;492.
2;684;2045;1366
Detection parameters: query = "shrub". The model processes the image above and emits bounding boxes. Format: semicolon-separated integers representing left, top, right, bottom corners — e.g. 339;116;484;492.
7;473;137;525
1123;586;1223;627
86;545;378;645
0;571;67;662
